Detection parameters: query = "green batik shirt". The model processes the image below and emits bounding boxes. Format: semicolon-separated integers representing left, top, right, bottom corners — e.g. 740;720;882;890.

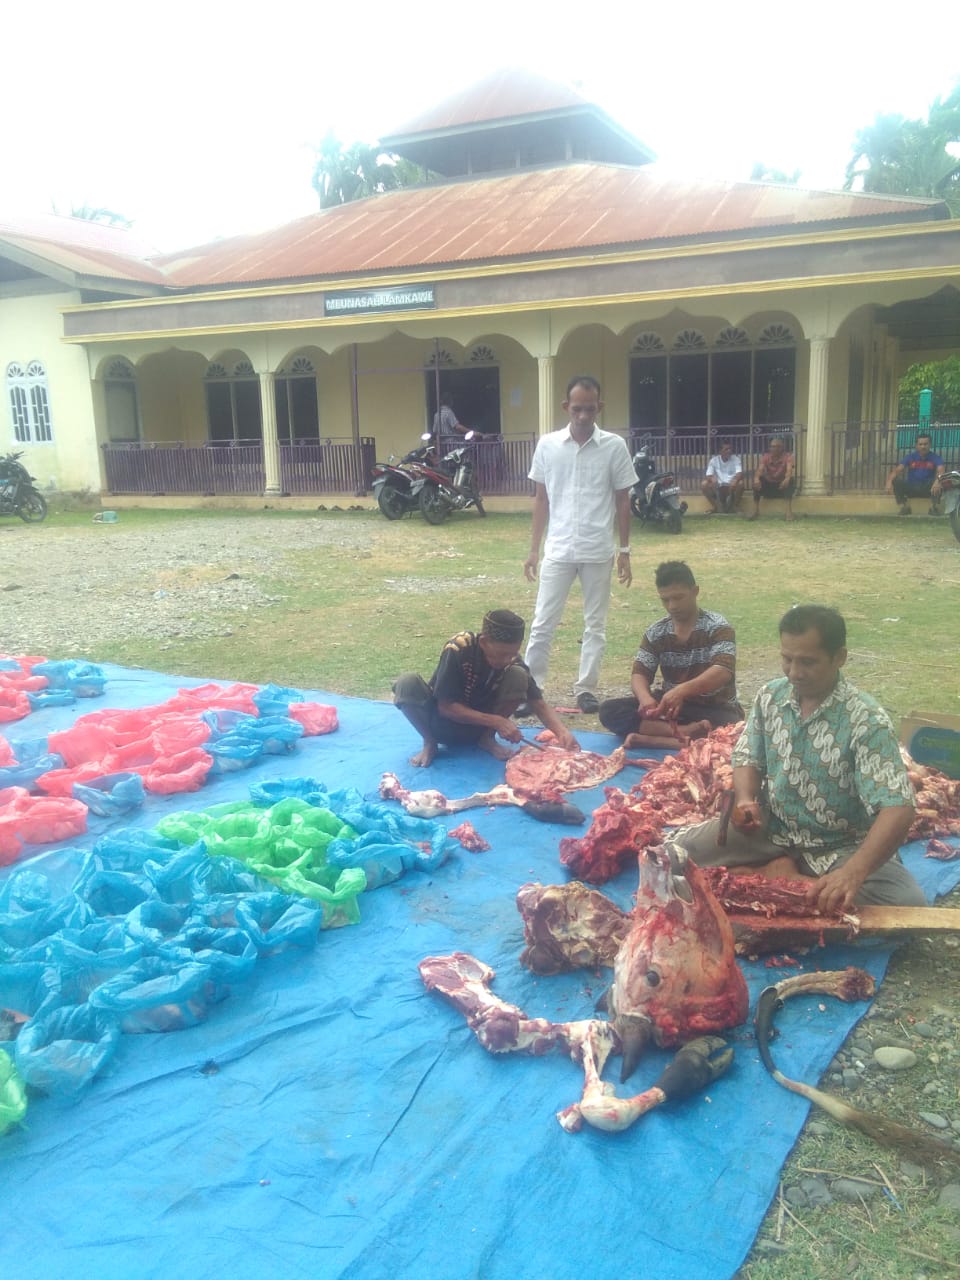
730;674;914;875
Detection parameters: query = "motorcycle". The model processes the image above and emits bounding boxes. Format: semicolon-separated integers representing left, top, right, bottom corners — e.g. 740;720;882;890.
371;435;436;520
940;469;960;544
0;451;47;522
629;436;686;534
417;430;485;525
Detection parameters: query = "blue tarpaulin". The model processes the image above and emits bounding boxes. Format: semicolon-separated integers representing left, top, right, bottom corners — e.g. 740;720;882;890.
1;664;958;1280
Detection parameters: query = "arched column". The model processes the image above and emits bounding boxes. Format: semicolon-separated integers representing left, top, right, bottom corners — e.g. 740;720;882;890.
804;336;830;495
259;370;281;495
537;354;555;437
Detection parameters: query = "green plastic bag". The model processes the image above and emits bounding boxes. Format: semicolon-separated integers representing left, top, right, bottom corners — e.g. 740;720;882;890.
1;1047;28;1134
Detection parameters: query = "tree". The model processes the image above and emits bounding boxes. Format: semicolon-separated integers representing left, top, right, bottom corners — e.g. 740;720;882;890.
749;162;800;185
51;202;133;228
844;83;960;215
311;133;424;209
898;355;960;422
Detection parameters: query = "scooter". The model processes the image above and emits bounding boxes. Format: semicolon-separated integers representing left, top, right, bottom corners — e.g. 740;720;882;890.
940;469;960;544
371;436;436;520
417;431;486;524
0;452;47;522
630;436;685;534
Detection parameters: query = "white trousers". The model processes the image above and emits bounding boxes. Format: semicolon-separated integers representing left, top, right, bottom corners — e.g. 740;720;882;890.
524;557;614;696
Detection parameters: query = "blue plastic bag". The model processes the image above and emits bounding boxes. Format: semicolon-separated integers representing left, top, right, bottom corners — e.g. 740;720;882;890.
252;683;304;716
89;956;216;1033
15;1001;121;1096
30;660;106;698
249;777;332;808
72;771;145;817
0;752;65;791
26;689;76;710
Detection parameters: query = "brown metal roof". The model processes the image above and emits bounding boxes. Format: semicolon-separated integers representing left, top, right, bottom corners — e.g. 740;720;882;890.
154;164;946;288
381;68;593;141
0;213;167;285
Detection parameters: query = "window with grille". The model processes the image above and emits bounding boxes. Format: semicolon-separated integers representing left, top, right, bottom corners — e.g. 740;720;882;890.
6;361;54;444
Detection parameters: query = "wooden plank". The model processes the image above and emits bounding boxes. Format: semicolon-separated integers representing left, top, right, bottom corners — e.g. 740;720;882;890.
730;905;960;955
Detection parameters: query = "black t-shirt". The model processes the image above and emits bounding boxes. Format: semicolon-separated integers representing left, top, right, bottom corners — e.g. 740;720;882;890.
430;632;542;709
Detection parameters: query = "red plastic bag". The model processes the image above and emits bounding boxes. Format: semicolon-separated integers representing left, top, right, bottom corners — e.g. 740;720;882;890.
151;715;212;754
143;747;213;795
0;736;14;767
0;689;30;723
0;790;87;856
167;683;259;714
48;723;116;767
289;702;339;736
34;762;106;797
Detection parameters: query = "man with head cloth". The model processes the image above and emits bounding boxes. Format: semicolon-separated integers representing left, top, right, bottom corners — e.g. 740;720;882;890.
393;609;580;768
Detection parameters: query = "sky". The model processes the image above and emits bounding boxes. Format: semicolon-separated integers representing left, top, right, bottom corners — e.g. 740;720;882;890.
3;0;957;252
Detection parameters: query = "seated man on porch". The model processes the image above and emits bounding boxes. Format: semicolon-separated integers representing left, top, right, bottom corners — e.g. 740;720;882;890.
598;560;743;748
886;432;945;515
748;436;796;521
702;440;744;513
393;609;580;767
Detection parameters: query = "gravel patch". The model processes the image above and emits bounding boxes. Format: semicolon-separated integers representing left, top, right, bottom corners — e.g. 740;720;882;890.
1;517;372;653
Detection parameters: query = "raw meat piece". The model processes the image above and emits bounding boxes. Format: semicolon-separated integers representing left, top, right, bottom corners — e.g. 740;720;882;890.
560;726;960;885
610;845;749;1079
925;837;959;860
517;881;630;975
448;821;491;853
504;744;644;797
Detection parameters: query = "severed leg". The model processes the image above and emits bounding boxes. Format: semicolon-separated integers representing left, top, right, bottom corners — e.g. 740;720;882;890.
418;952;733;1134
559;1032;734;1133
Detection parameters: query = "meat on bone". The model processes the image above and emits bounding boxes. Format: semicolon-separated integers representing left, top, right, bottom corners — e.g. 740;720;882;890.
378;771;584;825
417;951;725;1133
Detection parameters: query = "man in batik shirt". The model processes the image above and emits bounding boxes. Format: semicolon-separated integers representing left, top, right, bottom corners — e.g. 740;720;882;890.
670;605;925;912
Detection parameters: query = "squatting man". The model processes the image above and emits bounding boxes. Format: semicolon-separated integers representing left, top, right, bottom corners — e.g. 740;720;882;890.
392;609;580;767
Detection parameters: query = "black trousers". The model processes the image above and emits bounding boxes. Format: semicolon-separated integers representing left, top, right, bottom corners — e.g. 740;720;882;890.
598;693;744;738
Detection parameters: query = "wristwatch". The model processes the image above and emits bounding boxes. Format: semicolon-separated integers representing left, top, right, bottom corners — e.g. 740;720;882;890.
618;546;631;554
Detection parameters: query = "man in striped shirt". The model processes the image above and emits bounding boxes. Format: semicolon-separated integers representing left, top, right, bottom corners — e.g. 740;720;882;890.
598;561;743;746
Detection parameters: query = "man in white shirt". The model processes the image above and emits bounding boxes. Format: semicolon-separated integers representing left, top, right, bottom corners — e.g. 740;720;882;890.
702;440;744;513
522;375;636;714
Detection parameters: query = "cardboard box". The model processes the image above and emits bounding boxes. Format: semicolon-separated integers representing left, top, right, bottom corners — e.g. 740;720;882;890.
900;712;960;780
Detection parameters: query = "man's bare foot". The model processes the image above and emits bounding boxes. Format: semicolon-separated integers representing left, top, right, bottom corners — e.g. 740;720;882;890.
677;719;712;740
409;742;438;767
477;732;514;761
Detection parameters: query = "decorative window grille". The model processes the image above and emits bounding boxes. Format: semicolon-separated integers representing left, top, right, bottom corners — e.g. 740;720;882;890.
6;361;54;443
757;323;795;345
715;327;750;347
673;329;707;350
469;345;497;364
105;358;135;379
425;349;456;367
630;332;665;353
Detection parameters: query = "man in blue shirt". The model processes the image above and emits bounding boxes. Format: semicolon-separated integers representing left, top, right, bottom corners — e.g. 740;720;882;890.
669;605;925;913
887;433;945;515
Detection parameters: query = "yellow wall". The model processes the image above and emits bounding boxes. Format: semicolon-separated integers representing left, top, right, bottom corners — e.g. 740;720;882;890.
0;289;101;492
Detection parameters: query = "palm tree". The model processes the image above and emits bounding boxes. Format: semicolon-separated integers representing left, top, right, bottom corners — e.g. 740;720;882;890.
311;134;425;209
51;202;133;228
844;83;960;214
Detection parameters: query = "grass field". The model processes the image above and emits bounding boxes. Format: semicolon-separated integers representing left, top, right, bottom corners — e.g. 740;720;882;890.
55;506;959;726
